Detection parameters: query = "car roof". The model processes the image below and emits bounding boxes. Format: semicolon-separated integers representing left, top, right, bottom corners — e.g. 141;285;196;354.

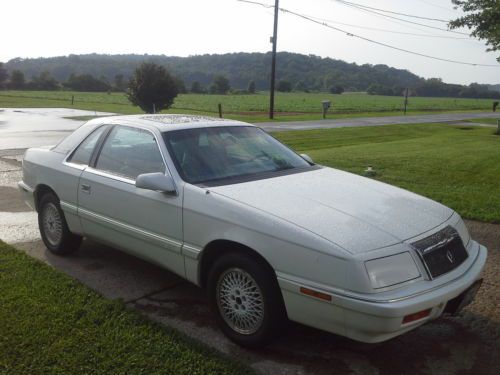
52;114;254;154
88;114;252;132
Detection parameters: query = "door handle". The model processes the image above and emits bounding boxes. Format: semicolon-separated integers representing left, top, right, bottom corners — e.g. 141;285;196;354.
81;184;91;194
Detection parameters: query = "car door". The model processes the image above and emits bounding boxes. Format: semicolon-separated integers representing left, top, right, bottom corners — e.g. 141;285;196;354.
77;125;184;277
59;124;110;235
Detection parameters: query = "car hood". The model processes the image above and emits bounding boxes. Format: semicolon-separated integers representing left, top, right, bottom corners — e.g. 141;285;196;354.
209;167;454;254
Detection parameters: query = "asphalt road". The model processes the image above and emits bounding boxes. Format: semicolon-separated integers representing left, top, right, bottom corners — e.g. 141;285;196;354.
1;108;499;150
0;108;498;374
257;111;500;132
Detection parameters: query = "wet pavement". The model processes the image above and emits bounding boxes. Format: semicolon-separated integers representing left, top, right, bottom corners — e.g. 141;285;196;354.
0;108;498;374
0;108;112;149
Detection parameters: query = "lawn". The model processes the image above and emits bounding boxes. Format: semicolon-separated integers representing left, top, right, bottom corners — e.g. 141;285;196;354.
0;241;252;375
0;90;496;122
273;123;500;223
464;117;500;126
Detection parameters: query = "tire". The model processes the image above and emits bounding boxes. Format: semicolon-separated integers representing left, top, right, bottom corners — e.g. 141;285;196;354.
207;252;286;348
38;192;82;255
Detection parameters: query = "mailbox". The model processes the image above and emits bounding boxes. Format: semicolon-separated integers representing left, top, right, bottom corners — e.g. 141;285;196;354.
322;100;331;119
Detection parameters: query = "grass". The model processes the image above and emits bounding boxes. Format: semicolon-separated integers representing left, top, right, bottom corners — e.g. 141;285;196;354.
273;123;500;223
0;90;496;123
463;117;500;126
0;241;253;375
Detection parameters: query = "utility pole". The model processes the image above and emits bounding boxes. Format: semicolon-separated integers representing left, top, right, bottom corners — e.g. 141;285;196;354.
269;0;279;119
403;88;409;115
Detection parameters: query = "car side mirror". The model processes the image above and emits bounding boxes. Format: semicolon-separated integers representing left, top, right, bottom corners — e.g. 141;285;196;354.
300;153;314;164
136;172;176;194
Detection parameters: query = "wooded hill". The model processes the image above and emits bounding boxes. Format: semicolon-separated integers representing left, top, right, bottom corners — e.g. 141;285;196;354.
3;52;499;98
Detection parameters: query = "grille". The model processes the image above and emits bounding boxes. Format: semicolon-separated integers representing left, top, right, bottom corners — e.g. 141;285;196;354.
412;226;468;278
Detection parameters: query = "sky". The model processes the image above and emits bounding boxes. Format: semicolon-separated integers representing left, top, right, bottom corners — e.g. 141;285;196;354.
1;0;498;85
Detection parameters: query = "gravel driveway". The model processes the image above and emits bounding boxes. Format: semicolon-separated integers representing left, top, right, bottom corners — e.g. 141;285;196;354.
0;148;498;375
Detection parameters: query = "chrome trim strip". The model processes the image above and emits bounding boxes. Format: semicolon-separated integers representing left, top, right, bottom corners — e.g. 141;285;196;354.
78;207;182;253
85;167;136;185
182;243;202;260
277;246;482;304
60;200;78;215
62;161;86;170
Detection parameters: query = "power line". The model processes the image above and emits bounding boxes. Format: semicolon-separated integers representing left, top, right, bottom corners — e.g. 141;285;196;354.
334;0;449;22
415;0;459;13
332;0;470;35
304;14;471;40
237;0;499;68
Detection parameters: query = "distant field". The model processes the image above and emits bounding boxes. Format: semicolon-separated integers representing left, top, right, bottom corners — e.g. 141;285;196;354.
0;90;495;122
274;123;500;223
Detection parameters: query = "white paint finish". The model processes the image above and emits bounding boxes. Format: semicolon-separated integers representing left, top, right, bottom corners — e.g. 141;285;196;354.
211;167;453;253
18;114;488;344
78;171;185;275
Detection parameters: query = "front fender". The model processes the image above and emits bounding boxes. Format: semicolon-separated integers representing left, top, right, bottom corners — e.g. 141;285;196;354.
182;183;351;289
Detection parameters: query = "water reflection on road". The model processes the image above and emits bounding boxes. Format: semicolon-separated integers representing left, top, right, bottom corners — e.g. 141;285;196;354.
0;108;114;149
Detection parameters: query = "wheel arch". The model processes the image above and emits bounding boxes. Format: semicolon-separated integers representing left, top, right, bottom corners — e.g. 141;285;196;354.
34;184;58;211
198;239;277;290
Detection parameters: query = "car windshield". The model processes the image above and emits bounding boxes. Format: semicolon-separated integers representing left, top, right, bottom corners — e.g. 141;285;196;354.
163;126;311;184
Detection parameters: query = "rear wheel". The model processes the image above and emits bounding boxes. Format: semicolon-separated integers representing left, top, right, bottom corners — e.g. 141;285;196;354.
208;252;286;348
38;192;82;255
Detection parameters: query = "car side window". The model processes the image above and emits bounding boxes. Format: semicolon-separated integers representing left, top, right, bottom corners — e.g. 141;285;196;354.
67;126;107;165
95;126;166;180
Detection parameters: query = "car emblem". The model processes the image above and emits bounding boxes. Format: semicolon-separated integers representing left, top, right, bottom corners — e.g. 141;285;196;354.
446;250;454;263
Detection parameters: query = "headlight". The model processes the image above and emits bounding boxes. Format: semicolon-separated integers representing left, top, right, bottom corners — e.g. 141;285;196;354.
365;252;421;289
454;215;470;247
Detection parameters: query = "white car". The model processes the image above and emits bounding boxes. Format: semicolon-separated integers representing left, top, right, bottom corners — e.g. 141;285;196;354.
19;114;487;347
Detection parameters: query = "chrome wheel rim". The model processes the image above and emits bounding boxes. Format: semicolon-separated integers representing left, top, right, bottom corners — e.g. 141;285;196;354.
42;203;63;246
216;267;265;335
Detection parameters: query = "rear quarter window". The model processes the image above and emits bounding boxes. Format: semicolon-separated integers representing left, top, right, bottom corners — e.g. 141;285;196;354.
67;126;107;165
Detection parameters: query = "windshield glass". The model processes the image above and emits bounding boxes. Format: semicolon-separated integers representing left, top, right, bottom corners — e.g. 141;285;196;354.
163;126;310;184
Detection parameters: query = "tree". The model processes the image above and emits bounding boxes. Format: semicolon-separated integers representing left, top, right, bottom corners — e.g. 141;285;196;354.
190;81;205;93
276;80;292;92
127;62;178;113
64;73;110;92
294;80;308;92
174;77;187;94
449;1;500;61
212;75;230;94
30;71;59;90
8;70;25;89
329;85;344;94
114;74;127;91
0;63;8;90
247;80;256;94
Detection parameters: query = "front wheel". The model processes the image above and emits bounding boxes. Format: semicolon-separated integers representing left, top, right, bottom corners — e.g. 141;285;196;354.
38;192;82;255
208;252;286;348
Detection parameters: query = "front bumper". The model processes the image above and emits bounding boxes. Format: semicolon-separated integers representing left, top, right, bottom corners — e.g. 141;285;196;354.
278;241;487;343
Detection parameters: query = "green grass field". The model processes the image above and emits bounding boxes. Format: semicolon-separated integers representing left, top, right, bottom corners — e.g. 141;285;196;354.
0;90;496;122
464;118;500;125
0;241;252;375
274;123;500;223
